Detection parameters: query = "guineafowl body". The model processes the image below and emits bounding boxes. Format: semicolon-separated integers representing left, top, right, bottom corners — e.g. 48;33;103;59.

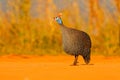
54;16;91;65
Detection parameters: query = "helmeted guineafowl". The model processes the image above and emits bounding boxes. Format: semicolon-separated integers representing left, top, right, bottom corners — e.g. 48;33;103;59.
54;14;92;65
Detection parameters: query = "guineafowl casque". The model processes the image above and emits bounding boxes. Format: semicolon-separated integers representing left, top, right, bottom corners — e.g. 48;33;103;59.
54;14;91;65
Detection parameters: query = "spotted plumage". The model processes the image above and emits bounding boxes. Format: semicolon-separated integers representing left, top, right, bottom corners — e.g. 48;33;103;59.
54;14;91;65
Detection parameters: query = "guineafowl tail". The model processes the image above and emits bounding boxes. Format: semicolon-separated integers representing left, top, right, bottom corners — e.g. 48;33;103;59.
82;48;91;64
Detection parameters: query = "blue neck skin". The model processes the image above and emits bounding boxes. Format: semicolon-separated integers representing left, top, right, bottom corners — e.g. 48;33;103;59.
56;17;63;25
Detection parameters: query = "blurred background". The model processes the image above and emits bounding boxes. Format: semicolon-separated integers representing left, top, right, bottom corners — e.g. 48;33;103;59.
0;0;120;56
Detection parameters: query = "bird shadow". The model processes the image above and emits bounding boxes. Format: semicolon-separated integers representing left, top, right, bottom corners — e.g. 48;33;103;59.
80;63;94;65
69;63;94;66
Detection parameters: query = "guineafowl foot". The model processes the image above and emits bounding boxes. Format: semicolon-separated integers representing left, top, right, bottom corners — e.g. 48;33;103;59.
70;62;78;66
73;62;77;65
72;55;79;66
70;64;79;66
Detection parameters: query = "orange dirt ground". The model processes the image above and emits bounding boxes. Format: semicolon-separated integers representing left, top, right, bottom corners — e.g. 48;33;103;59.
0;55;120;80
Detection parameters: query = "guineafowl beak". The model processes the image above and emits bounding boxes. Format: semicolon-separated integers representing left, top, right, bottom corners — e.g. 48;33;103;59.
53;17;56;21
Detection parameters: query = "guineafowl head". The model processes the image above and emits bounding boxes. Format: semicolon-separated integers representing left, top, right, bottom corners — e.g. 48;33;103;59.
54;13;63;25
54;16;63;25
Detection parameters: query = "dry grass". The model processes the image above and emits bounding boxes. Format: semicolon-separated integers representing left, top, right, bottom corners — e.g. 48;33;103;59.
0;0;119;55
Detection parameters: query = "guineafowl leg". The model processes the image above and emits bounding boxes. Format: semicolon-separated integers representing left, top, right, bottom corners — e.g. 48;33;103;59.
73;55;78;65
